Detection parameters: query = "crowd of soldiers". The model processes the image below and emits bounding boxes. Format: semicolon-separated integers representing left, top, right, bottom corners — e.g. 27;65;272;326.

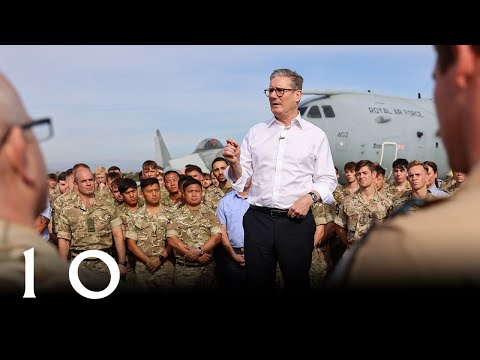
42;158;231;291
38;156;466;291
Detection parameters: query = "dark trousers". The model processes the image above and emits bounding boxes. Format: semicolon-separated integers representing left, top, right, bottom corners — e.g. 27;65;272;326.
243;208;315;290
223;250;247;290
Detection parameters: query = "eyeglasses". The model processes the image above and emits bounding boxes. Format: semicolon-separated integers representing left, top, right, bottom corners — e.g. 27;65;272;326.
0;118;53;148
263;87;297;97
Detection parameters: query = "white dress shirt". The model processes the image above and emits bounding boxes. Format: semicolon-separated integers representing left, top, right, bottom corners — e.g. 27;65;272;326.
225;113;337;209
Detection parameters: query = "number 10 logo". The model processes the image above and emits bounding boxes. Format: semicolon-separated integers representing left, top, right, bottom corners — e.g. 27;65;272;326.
23;248;121;299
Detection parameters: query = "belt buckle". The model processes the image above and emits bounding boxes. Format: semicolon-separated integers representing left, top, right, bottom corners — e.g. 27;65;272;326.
270;209;284;217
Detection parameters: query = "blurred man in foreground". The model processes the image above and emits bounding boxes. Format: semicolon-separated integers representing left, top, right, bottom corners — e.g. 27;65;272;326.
331;45;480;286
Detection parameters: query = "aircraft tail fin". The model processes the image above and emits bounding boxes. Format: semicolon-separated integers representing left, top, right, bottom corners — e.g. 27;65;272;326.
154;129;172;168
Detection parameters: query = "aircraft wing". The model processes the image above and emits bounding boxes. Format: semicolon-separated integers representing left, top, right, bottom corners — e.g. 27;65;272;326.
155;129;223;173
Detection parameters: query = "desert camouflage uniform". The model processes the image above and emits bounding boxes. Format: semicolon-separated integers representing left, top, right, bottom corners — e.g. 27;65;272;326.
160;190;181;209
219;183;233;195
95;188;112;202
49;191;60;204
0;219;71;295
386;181;411;197
310;202;333;288
49;188;60;203
56;193;122;288
333;184;344;202
440;177;459;195
389;191;438;216
51;189;76;235
125;205;174;289
160;185;169;198
117;202;145;284
166;203;221;289
378;186;397;202
335;190;392;248
203;186;225;211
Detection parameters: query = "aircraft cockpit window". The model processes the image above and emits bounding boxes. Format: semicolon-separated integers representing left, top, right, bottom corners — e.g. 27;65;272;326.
322;105;335;118
193;138;224;153
307;105;322;118
299;106;308;116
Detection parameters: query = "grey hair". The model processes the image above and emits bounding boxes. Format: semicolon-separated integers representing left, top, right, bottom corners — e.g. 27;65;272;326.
270;69;303;90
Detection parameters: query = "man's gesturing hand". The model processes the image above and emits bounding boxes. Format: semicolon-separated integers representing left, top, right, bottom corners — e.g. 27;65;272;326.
223;138;240;164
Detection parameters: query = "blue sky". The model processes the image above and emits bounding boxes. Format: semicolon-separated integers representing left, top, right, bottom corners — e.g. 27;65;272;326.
1;45;436;172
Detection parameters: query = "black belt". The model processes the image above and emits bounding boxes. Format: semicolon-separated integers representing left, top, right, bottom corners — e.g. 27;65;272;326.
249;205;289;218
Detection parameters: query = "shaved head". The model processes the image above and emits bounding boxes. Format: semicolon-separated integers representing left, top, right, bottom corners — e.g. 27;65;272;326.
0;73;30;126
0;72;48;225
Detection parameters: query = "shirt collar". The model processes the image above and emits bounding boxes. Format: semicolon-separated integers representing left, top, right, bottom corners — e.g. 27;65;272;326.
266;112;303;129
233;189;249;199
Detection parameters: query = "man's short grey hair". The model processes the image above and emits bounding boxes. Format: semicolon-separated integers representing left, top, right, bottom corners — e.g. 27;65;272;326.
270;69;303;91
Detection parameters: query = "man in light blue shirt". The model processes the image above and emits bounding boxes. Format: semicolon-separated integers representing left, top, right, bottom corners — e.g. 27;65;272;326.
424;161;450;198
216;177;252;290
36;196;51;241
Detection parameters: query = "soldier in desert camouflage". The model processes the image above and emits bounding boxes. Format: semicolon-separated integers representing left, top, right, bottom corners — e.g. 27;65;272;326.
335;160;392;252
56;167;127;289
167;178;222;289
126;177;174;290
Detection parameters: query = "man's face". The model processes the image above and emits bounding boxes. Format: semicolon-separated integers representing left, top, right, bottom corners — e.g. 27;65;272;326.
375;174;385;191
454;171;466;184
58;180;68;194
212;161;228;183
267;76;301;119
111;185;124;203
356;166;375;189
345;168;357;184
95;172;106;185
164;173;179;194
122;187;138;206
48;178;56;189
184;183;202;206
407;165;428;191
75;168;95;196
393;167;407;184
434;55;467;172
142;183;160;206
202;176;212;188
186;170;203;182
142;166;158;179
211;173;219;186
425;165;436;187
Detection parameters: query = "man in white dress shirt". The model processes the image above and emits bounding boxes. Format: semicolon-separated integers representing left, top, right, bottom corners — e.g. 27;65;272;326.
223;68;337;290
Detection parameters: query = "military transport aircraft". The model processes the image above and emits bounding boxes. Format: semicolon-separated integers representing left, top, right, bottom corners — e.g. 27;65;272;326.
299;90;449;179
154;90;449;179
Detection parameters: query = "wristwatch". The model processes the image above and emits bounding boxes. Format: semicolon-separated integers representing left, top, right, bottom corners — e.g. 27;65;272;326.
118;260;128;266
308;191;318;203
198;247;204;256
